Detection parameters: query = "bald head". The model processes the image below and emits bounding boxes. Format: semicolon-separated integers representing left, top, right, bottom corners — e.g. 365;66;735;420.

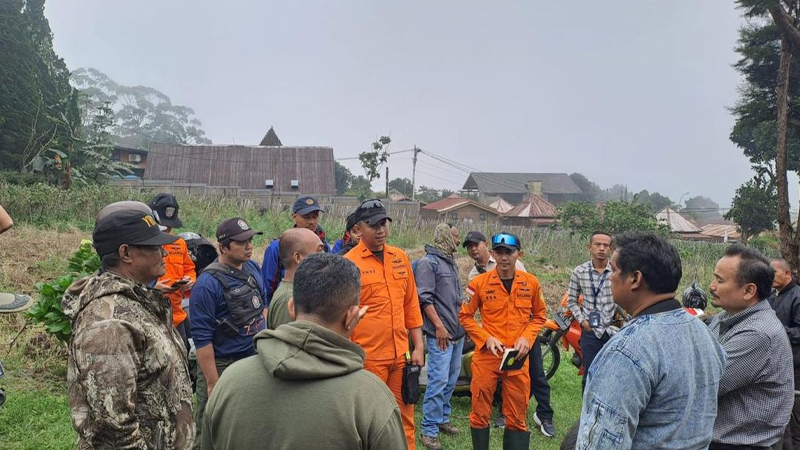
279;227;325;269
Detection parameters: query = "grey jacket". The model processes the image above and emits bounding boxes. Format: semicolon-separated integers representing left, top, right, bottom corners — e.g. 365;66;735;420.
415;245;465;340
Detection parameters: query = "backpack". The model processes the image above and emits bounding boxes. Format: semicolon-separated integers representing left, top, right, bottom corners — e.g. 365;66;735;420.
178;232;218;275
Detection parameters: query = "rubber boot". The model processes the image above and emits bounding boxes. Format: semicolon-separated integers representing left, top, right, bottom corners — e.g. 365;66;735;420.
503;428;531;450
470;427;490;450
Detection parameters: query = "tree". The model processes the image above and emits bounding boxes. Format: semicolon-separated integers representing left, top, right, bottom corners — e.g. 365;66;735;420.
388;177;413;196
732;1;800;268
0;0;79;176
556;201;669;236
569;173;602;204
681;196;723;225
70;67;212;149
347;176;373;201
725;172;777;244
632;189;673;213
334;161;354;195
358;136;391;183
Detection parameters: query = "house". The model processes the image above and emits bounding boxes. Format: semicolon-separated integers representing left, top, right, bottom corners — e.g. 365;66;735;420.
111;146;148;178
502;195;558;227
421;194;501;224
655;207;713;241
699;224;741;243
488;198;514;214
143;128;335;195
462;173;582;205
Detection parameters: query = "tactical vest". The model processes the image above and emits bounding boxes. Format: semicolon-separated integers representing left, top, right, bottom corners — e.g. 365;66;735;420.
203;262;264;327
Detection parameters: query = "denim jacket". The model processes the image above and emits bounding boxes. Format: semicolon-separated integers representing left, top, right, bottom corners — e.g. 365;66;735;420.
577;306;726;450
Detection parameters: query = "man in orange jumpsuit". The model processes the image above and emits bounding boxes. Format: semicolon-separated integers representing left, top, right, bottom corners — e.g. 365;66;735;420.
459;232;547;450
344;199;424;450
150;193;196;349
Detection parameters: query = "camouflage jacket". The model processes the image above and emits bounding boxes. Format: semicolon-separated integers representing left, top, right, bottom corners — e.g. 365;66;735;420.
63;270;194;450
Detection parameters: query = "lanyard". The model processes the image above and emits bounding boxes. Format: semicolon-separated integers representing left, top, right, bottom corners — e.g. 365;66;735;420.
587;262;608;309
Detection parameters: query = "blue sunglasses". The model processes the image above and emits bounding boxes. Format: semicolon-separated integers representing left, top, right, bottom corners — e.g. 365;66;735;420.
491;233;520;249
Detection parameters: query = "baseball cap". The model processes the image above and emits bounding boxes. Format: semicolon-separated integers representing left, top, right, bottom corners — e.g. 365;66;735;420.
355;199;392;226
96;201;152;222
149;193;183;229
216;217;263;242
345;211;357;232
293;196;324;216
491;232;521;251
93;209;179;257
462;231;487;248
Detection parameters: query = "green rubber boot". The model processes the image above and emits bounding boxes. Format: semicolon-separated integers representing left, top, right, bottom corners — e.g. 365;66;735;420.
470;427;490;450
503;428;531;450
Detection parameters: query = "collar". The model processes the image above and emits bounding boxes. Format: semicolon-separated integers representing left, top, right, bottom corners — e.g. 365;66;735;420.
585;260;611;273
635;298;681;317
778;282;798;295
355;240;395;259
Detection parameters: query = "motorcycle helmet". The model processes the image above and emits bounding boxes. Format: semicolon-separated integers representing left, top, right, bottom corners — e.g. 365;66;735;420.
682;280;707;310
178;232;218;274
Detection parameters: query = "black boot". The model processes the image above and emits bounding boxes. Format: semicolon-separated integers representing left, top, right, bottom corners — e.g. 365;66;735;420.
471;427;490;450
503;428;531;450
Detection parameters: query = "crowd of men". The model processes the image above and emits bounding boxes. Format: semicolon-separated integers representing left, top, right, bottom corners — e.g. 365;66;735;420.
57;194;800;450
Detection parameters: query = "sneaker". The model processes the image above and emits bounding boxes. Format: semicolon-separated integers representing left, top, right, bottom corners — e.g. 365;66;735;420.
421;434;443;450
494;415;506;428
533;412;556;438
438;422;460;435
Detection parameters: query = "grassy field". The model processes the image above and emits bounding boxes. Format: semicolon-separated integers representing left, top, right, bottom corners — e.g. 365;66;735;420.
0;187;743;449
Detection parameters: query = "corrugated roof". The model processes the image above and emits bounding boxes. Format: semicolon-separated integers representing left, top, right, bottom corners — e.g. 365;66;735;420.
489;198;514;213
462;173;582;195
423;194;499;215
700;224;741;239
655;207;702;233
504;195;557;218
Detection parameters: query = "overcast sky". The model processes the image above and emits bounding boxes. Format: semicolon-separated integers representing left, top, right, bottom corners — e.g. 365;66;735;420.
46;1;793;208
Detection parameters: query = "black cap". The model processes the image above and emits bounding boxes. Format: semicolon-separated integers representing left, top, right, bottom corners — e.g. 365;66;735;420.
355;199;392;226
149;193;183;228
293;196;323;215
491;232;521;251
93;209;178;257
462;231;487;248
345;211;357;231
216;217;263;242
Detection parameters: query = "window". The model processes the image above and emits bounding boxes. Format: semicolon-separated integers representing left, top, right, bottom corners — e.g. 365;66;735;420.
128;154;142;163
290;179;299;189
265;179;274;189
479;212;487;221
450;212;458;220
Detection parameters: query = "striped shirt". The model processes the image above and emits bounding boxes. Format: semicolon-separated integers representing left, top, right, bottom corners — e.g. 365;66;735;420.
708;300;794;447
567;261;615;338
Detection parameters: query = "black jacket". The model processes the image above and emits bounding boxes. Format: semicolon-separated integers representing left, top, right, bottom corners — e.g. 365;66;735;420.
768;283;800;377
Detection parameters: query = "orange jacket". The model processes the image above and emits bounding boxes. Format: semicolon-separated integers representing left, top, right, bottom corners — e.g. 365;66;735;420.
459;268;547;351
157;237;196;327
344;240;424;361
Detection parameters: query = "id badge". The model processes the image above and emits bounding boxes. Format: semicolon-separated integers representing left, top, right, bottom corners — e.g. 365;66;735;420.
588;311;601;329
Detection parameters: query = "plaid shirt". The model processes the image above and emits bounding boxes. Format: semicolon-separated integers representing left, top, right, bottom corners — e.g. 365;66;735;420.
567;261;615;338
709;300;794;447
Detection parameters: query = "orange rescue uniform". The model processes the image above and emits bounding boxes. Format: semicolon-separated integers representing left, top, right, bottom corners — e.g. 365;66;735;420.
344;240;424;450
458;269;547;431
156;237;196;327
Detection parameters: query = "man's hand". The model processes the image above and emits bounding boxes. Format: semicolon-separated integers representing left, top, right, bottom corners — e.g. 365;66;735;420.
513;336;531;359
435;325;451;351
581;320;592;332
411;347;425;366
206;378;218;397
154;281;178;293
484;337;505;357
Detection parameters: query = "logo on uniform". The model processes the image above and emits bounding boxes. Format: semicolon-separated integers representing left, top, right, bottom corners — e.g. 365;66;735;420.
165;207;176;218
142;215;158;227
305;198;315;205
252;296;261;308
464;287;475;304
238;219;250;231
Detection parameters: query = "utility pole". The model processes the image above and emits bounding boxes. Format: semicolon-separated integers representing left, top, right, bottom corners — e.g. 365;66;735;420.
385;166;389;199
411;145;421;201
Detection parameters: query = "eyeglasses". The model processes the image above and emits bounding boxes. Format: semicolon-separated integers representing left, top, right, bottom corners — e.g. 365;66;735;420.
491;233;520;249
359;199;384;209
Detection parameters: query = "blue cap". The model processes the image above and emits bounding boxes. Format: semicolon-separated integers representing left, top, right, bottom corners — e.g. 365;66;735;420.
293;196;323;215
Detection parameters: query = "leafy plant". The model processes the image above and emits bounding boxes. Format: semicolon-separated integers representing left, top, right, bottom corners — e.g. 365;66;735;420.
27;240;99;342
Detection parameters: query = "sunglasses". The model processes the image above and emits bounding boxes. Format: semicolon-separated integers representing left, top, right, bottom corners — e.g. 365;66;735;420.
359;199;385;209
491;233;520;249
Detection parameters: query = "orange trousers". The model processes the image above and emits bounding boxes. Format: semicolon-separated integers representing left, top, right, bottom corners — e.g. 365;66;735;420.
469;350;531;431
364;356;415;450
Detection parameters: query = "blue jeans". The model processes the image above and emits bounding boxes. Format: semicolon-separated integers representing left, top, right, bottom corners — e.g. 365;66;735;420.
421;336;464;437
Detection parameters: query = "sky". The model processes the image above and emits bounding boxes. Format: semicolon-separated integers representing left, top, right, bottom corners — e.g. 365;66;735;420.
45;0;794;208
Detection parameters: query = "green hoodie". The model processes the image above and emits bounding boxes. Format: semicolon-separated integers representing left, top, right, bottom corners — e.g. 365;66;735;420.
202;320;407;450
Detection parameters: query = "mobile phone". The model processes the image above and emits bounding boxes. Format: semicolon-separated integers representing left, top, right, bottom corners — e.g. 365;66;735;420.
171;279;189;288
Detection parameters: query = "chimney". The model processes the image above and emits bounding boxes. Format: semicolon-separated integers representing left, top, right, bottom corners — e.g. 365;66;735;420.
527;181;543;197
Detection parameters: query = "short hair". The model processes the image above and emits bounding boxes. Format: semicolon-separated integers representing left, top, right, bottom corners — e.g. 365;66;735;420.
101;251;121;269
771;258;792;272
725;245;774;300
293;253;361;322
612;233;682;294
590;231;612;243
